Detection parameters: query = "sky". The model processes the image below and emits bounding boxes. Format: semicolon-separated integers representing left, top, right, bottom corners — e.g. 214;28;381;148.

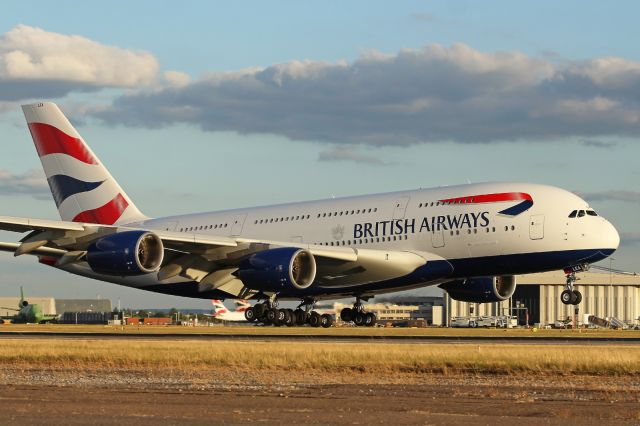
0;1;639;309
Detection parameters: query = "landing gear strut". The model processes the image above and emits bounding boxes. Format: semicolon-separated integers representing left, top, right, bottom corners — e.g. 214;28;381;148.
296;298;333;328
561;272;582;305
340;297;377;327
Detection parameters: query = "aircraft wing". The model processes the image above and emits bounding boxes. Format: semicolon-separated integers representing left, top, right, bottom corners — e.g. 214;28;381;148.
0;215;450;298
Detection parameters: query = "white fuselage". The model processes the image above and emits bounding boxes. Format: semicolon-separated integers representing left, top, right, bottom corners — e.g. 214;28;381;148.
62;182;619;300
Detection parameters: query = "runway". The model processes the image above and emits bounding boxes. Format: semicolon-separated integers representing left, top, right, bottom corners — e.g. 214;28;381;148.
1;330;639;345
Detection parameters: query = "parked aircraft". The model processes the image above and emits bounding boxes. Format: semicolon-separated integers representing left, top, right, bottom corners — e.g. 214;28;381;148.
0;286;57;324
209;299;250;322
0;103;619;327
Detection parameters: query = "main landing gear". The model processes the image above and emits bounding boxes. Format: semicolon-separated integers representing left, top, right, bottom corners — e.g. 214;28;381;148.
340;298;377;327
560;272;582;305
243;296;334;328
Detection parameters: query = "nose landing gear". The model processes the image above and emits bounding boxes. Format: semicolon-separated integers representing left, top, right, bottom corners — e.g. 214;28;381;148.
561;271;583;305
340;298;377;327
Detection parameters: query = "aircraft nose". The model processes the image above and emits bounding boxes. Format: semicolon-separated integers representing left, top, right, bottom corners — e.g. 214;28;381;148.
602;219;620;251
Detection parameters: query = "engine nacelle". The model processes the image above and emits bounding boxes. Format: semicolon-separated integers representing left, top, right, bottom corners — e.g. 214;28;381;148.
237;247;316;292
440;276;516;303
86;231;164;276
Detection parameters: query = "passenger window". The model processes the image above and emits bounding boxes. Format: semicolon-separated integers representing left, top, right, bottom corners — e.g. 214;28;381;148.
569;210;577;218
578;210;586;217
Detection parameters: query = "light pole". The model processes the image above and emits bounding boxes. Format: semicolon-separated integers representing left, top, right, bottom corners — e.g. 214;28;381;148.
608;257;615;321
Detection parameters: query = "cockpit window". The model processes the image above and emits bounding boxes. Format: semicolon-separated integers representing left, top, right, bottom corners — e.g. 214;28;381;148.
578;210;586;217
586;210;598;216
568;210;577;218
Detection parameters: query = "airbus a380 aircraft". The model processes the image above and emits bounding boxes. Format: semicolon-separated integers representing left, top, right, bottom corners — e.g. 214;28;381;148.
0;103;619;327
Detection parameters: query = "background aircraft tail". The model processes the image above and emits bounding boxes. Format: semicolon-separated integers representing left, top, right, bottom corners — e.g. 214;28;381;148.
21;102;146;225
211;300;228;316
234;299;250;312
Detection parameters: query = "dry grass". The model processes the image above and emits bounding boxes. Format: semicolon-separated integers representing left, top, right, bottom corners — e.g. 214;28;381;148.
3;323;639;338
0;338;638;376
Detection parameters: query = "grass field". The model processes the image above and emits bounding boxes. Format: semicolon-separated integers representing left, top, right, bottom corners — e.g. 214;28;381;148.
1;323;639;338
0;338;638;376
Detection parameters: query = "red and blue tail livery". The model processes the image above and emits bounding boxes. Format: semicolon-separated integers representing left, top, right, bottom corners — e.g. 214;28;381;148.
22;103;145;226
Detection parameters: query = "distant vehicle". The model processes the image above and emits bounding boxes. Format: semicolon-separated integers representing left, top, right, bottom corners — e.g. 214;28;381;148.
450;316;477;328
0;286;57;324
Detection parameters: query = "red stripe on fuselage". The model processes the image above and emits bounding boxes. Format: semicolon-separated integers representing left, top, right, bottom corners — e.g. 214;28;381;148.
27;122;97;165
72;193;129;225
439;192;532;205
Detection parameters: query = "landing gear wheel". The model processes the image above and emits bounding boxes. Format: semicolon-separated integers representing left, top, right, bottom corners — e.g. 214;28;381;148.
267;308;283;325
320;314;334;328
364;312;377;327
283;309;294;327
561;290;574;305
293;309;306;325
253;303;267;319
340;307;354;322
309;311;322;327
572;290;582;305
244;307;257;322
354;312;366;327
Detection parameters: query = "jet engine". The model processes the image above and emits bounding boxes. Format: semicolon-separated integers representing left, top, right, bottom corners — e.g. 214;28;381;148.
237;247;316;292
86;231;164;276
440;276;516;303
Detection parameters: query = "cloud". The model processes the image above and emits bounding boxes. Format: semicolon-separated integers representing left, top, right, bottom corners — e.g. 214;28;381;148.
92;43;640;146
0;25;160;101
620;232;640;247
579;139;618;149
318;146;387;165
581;191;640;203
0;169;49;199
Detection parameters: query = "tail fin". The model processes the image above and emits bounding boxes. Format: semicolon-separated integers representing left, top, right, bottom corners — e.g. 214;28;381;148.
21;102;146;225
234;299;250;312
211;300;227;315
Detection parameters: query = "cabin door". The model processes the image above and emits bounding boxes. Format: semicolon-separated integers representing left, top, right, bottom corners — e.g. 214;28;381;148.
529;214;544;240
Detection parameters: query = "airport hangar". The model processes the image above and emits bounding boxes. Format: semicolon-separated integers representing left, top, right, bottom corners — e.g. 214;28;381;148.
444;271;640;326
332;271;640;327
0;298;111;318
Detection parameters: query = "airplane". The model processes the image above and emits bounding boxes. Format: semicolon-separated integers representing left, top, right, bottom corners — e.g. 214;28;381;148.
0;102;620;328
0;286;58;324
209;299;251;322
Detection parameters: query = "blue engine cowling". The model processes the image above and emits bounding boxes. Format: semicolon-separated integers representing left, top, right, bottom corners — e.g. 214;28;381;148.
86;231;164;276
237;247;316;292
440;276;516;303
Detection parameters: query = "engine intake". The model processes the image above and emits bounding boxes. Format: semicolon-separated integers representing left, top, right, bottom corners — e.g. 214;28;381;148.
440;276;516;303
237;247;316;292
87;231;164;276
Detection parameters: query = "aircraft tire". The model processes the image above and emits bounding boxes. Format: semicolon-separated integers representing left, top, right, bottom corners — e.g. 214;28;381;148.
572;290;582;305
284;309;295;327
244;307;257;322
293;309;306;325
266;308;279;324
364;312;377;327
340;308;354;322
320;314;333;328
309;311;322;327
560;290;573;305
253;303;267;318
354;312;366;327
